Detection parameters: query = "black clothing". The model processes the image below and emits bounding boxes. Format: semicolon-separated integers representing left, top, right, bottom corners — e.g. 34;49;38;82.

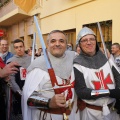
0;79;6;120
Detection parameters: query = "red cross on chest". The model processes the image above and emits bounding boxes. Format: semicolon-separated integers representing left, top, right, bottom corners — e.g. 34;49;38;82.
55;77;75;101
92;70;113;90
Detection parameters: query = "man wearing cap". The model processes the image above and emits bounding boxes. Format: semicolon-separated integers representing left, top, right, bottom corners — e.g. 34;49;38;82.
74;27;120;120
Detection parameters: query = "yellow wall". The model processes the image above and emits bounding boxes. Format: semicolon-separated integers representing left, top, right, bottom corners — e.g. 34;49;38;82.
39;0;120;44
40;0;95;18
1;0;120;51
40;9;76;33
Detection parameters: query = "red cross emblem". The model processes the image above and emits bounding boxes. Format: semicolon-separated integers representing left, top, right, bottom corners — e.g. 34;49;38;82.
59;81;75;101
92;70;113;90
56;76;74;101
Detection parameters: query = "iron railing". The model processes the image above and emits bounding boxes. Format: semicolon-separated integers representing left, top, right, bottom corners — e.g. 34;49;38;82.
0;0;17;18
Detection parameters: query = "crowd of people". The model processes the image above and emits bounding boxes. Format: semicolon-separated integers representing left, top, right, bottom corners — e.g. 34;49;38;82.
0;27;120;120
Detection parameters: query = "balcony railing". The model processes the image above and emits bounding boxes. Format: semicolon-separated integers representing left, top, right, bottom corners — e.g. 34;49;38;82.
0;0;10;7
0;0;18;18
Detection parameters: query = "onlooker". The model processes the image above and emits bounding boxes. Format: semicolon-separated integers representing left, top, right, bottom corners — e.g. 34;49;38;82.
67;43;73;51
0;39;13;63
7;39;31;120
0;57;19;120
111;43;120;69
0;39;14;120
27;48;32;56
74;27;120;120
28;47;37;59
35;47;43;56
22;30;79;120
110;42;120;113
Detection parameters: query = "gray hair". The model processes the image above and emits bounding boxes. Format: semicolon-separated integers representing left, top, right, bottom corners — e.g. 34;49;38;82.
47;30;67;43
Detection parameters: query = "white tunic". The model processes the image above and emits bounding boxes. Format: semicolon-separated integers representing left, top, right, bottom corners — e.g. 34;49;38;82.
22;68;80;120
74;57;120;120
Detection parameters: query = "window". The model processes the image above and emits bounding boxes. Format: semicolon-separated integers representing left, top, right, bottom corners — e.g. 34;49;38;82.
83;20;112;52
64;29;76;50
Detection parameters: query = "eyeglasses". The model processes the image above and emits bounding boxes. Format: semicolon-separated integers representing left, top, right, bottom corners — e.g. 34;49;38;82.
80;38;96;44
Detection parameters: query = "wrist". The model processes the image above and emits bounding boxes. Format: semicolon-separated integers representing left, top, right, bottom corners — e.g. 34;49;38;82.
27;96;51;109
91;89;110;96
109;89;120;99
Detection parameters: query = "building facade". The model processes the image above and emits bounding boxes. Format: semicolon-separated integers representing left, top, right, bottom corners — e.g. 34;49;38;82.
0;0;119;52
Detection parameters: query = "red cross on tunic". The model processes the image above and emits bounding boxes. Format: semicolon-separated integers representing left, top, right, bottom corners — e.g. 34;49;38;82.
56;80;75;101
59;81;74;101
92;70;113;90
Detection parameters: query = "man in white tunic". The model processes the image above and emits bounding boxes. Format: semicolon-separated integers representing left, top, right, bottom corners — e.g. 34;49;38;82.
22;30;79;120
74;27;120;120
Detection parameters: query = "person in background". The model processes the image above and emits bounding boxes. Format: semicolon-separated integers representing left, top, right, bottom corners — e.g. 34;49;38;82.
0;39;13;63
28;47;38;59
0;57;19;120
110;42;120;114
111;43;120;70
22;30;79;120
0;39;14;120
67;43;73;51
27;47;32;56
7;39;31;120
74;27;120;120
35;47;43;57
